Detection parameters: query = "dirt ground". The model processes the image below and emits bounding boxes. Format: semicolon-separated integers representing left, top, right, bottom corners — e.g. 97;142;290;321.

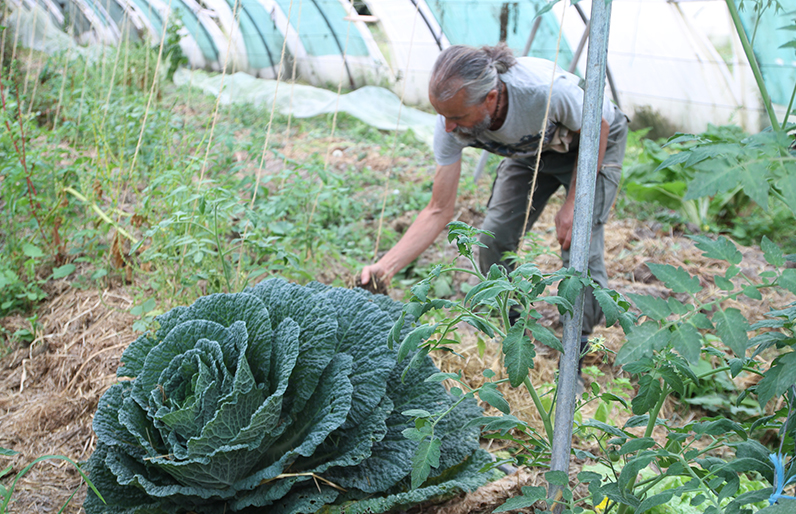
0;189;790;513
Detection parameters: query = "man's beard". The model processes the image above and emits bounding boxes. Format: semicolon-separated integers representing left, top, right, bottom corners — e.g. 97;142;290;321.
451;114;492;144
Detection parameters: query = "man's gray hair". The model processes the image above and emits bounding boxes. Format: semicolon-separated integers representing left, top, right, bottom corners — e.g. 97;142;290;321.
430;43;517;106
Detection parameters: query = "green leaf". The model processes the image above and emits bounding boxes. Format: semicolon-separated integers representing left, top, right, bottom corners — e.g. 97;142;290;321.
619;454;656;492
670;323;702;365
632;375;662;415
618;437;656;455
647;263;701;294
762;236;786;267
667;297;689;315
502;323;536;387
493;486;546;512
628;294;672;321
468;280;514;307
714;275;734;291
778;268;796;295
545;470;569;486
616;322;671;367
636;491;674;513
654;151;691;171
542;295;574;315
583;419;629;438
558;275;585;307
479;383;511;414
756;352;796;406
743;286;763;300
530;323;563;352
411;437;441;489
22;243;44;258
777;173;796;216
398;324;437;363
403;409;432;418
411;281;431;302
684;158;741;200
689;235;743;265
0;447;19;457
593;288;623;327
578;471;603;483
52;264;76;279
425;372;459;383
714;308;749;358
659;366;685;396
740;161;770;209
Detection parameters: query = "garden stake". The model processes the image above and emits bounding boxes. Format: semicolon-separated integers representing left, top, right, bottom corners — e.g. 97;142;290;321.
547;0;611;511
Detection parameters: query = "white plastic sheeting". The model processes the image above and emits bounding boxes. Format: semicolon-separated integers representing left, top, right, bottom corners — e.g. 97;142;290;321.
555;0;774;133
172;68;437;145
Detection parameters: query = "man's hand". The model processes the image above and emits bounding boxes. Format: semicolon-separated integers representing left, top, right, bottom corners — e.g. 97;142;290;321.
555;200;575;250
361;262;390;286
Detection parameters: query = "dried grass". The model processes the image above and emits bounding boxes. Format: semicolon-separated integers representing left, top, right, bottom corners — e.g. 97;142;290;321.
0;284;136;513
0;204;790;512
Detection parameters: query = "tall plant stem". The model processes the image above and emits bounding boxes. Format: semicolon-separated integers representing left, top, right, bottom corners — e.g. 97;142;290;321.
781;80;796;131
725;0;779;130
524;376;554;444
617;382;670;514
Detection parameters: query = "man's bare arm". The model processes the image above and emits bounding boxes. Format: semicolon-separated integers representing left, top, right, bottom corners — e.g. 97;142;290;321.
362;160;462;284
555;118;610;250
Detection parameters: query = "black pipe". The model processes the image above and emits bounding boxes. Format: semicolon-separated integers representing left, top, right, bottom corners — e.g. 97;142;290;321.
408;0;443;51
309;0;356;89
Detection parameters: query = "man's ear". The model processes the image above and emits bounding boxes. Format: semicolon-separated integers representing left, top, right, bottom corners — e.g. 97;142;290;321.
484;88;498;106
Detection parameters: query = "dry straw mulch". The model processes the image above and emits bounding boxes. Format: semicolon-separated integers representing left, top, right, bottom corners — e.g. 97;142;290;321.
0;211;791;513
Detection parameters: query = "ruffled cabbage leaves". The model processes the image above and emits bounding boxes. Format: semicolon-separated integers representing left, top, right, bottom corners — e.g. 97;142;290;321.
84;279;489;513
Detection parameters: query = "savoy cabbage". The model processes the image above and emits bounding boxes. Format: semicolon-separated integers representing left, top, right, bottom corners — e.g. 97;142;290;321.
84;279;490;514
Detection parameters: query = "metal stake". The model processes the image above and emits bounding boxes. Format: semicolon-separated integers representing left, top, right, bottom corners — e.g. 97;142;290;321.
547;0;612;512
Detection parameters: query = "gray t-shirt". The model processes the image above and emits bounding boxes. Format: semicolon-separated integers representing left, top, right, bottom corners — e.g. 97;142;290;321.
433;57;616;166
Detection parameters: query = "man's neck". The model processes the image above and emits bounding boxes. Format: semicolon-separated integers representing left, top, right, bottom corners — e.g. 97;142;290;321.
488;79;509;131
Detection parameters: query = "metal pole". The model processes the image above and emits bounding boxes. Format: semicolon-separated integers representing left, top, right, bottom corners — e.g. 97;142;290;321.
522;16;543;56
547;0;611;511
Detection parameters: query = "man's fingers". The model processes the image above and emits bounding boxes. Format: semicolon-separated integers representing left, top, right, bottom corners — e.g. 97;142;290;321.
361;268;371;284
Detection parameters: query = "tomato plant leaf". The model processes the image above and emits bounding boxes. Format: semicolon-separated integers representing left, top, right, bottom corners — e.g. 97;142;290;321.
593;288;623;327
762;236;786;268
558;275;585;307
777;173;796;217
755;352;796;407
714;275;734;291
689;235;743;265
479;383;511;415
618;437;656;455
616;321;671;366
398;324;437;363
714;308;749;358
659;366;685;396
628;294;672;321
777;268;796;295
632;375;662;415
647;263;701;294
670;322;702;365
636;491;674;514
411;437;441;489
493;486;546;513
502;323;536;387
530;323;563;353
684;158;741;200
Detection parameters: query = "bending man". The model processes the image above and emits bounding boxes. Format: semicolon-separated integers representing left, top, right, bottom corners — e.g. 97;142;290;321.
362;44;628;342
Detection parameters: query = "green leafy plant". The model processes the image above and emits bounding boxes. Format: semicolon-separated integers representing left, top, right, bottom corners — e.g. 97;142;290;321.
395;222;796;513
85;278;490;514
0;446;104;513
